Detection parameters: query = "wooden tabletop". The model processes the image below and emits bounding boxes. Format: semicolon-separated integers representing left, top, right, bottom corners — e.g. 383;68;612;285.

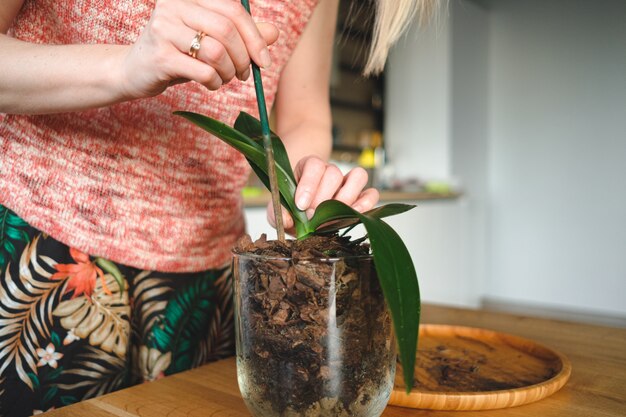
42;304;626;417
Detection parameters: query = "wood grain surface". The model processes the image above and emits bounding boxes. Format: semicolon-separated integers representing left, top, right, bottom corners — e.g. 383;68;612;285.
40;304;626;417
390;324;571;410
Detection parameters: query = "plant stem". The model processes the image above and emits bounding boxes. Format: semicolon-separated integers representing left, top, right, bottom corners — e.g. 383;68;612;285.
240;0;285;242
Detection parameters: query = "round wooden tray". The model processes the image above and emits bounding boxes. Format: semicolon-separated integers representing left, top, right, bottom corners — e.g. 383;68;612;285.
389;324;572;411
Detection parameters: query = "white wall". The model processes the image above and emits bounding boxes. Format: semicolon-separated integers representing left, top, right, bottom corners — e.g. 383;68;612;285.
386;10;451;180
485;0;626;316
386;0;489;308
449;1;490;309
385;201;470;307
387;0;626;318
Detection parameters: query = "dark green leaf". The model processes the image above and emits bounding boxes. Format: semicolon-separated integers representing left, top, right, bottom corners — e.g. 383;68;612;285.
306;200;420;391
47;365;64;381
4;239;15;258
186;111;262;149
147;274;216;374
270;136;296;184
0;206;31;267
361;215;420;393
27;372;40;389
6;227;25;240
233;111;263;137
51;331;61;350
60;395;78;406
248;163;310;237
310;203;416;235
43;385;59;405
5;211;28;228
175;111;310;233
234;112;296;183
175;354;190;371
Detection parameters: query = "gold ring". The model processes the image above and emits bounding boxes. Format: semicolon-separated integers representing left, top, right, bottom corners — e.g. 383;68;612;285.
189;31;205;59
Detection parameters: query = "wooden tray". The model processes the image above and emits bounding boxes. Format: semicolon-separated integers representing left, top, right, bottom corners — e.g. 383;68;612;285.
389;324;571;411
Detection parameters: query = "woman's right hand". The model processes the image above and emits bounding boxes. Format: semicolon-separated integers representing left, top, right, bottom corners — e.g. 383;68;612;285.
120;0;279;100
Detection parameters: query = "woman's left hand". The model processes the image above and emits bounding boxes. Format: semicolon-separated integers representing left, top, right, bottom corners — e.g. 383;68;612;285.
266;155;380;233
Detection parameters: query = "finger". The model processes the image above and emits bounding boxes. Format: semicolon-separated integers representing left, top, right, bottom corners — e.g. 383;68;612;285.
193;22;278;83
196;0;274;70
351;188;380;213
181;4;251;80
197;35;238;83
256;22;280;47
266;203;294;230
332;167;369;205
309;164;344;209
294;157;326;211
175;26;238;83
163;51;223;90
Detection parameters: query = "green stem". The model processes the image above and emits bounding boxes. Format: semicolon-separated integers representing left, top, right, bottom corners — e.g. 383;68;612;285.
295;222;311;240
241;0;285;242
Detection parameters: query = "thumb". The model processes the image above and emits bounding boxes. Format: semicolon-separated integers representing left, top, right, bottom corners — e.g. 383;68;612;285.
266;202;294;230
256;22;280;46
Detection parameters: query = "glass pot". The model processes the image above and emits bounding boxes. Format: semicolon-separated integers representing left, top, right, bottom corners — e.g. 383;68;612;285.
232;252;395;417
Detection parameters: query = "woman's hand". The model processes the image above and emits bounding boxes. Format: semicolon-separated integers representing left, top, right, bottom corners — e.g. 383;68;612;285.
121;0;279;99
266;156;380;234
0;0;279;114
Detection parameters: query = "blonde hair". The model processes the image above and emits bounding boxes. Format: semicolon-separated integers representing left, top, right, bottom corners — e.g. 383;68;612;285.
364;0;438;75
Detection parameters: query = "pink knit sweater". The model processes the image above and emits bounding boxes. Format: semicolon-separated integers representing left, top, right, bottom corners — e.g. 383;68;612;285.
0;0;318;272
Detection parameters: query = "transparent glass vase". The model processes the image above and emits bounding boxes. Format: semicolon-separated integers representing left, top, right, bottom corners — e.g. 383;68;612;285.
233;252;395;417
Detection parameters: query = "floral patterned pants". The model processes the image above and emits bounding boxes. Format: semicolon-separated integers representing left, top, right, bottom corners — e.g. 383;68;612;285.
0;205;235;416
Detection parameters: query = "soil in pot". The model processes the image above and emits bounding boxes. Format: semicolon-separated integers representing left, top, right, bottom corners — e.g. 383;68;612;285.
233;234;395;417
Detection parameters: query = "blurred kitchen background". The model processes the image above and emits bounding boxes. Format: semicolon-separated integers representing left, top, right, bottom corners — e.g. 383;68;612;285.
244;0;626;327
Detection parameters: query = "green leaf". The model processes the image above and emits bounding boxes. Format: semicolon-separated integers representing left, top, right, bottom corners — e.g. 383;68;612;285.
4;239;15;259
47;365;64;381
50;331;61;350
308;200;420;391
0;206;31;268
5;211;28;228
60;395;78;406
27;372;40;390
362;216;420;393
174;111;310;233
6;227;25;240
310;203;416;235
42;385;59;405
247;163;310;237
147;273;216;374
94;258;126;297
234;112;296;183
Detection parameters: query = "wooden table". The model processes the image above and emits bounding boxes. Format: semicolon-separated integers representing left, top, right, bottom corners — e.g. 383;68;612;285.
42;304;626;417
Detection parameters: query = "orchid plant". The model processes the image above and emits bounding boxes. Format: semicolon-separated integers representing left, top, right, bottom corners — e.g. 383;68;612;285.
175;110;421;392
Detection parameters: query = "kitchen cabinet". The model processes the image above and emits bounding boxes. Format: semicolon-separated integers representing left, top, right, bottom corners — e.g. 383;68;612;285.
331;0;384;154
